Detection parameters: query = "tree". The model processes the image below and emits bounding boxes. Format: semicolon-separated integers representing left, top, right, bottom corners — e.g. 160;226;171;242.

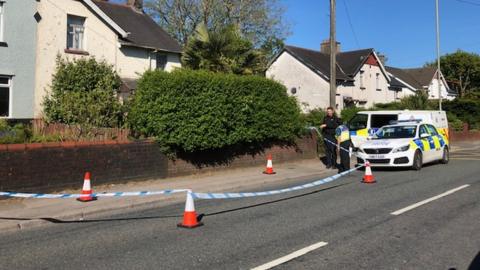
426;50;480;97
43;56;124;131
145;0;289;60
182;24;264;75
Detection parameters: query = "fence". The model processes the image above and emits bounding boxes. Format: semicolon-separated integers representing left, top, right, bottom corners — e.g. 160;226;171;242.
31;119;130;142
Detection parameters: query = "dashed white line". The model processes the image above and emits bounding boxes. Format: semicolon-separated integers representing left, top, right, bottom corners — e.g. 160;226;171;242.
251;241;328;270
391;184;470;216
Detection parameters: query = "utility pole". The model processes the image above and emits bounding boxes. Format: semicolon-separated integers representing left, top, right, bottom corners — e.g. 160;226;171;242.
435;0;442;110
329;0;337;108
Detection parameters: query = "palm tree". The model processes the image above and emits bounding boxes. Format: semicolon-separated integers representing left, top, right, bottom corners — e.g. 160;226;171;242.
182;23;264;75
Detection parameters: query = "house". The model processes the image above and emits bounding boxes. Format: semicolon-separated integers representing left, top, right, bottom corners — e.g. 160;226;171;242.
266;40;402;112
0;1;39;119
386;66;456;100
34;0;182;118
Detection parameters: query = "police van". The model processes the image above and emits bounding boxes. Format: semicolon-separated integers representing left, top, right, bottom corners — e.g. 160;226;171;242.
347;110;449;148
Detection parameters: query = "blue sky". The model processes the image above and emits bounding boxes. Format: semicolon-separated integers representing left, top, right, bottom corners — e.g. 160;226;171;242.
282;0;480;68
112;0;479;68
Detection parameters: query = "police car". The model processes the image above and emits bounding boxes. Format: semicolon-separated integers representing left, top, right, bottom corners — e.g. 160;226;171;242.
356;121;449;170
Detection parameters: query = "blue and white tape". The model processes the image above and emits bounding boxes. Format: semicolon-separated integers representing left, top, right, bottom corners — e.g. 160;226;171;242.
191;165;363;199
0;189;190;199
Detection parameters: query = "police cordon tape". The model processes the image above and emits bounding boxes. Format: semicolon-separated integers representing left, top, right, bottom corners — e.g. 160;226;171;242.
191;165;363;199
0;189;190;199
0;165;364;200
307;126;365;161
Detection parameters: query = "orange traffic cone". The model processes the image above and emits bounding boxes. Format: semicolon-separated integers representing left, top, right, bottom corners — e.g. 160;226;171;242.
263;154;276;175
362;161;376;184
177;192;203;229
77;172;97;202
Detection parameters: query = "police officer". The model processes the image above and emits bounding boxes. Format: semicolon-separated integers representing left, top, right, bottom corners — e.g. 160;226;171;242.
335;124;352;173
320;107;342;169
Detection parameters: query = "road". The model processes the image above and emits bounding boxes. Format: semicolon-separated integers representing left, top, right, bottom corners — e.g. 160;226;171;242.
0;146;479;270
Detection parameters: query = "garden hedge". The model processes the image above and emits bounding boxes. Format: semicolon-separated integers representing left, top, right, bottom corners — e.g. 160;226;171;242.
128;69;303;153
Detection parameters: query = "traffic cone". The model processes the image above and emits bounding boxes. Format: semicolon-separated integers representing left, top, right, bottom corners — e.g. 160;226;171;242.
177;192;203;229
77;172;97;202
263;154;276;175
362;161;376;184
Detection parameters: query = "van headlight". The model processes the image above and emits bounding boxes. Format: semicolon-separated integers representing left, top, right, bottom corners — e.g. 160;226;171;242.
392;145;410;153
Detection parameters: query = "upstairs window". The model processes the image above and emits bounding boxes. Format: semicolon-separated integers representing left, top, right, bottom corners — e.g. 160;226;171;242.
376;73;381;90
67;15;85;51
359;70;365;89
0;2;4;42
156;54;167;70
0;76;11;117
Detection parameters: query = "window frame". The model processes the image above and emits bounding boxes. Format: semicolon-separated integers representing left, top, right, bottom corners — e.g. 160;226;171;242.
0;1;5;42
0;75;12;118
375;73;381;91
66;14;86;52
359;70;365;89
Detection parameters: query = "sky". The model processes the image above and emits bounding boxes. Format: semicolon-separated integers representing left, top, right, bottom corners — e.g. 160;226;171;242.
282;0;480;68
112;0;480;68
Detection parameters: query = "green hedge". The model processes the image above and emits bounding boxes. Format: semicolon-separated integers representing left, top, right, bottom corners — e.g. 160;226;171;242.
442;98;480;130
128;69;303;153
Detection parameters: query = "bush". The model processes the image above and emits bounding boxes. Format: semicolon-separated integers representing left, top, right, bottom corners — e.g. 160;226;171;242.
128;69;304;154
341;107;362;123
0;120;31;144
443;98;480;130
300;108;325;127
43;56;125;130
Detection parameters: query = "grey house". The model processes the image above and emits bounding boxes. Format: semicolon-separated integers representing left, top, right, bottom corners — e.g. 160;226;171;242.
0;0;38;119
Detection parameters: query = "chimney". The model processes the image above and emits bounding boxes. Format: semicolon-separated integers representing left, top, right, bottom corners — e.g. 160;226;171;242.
377;54;387;65
320;39;341;54
126;0;143;10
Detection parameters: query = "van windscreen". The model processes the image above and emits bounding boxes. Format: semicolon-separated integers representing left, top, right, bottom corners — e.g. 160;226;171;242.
348;114;368;131
371;114;398;129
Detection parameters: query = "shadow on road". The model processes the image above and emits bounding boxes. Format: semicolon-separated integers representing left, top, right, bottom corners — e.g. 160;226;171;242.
468;251;480;270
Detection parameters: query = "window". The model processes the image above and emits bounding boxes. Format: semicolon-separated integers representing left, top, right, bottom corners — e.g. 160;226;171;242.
0;2;4;42
371;114;398;129
0;76;11;117
348;113;368;131
426;124;439;136
67;15;85;50
156;54;167;70
419;125;429;136
359;70;365;89
375;73;380;90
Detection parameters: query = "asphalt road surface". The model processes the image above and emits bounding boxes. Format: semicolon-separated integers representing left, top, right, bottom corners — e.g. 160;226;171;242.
0;146;479;270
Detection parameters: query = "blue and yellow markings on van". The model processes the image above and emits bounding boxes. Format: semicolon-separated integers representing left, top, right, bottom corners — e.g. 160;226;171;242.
350;128;378;137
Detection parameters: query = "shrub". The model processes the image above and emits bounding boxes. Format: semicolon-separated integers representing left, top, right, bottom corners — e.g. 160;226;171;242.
300;108;325;128
43;56;125;131
340;107;363;123
443;98;480;130
0;119;31;144
128;69;304;154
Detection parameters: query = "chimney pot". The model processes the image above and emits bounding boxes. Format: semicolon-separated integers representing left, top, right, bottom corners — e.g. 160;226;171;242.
126;0;143;10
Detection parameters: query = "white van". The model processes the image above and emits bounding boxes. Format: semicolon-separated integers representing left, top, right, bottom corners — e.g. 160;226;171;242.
347;110;449;148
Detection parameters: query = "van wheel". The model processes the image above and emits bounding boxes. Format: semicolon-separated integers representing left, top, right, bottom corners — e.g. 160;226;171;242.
440;147;449;164
412;150;423;171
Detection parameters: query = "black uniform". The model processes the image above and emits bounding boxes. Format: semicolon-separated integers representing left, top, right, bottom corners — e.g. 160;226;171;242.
321;115;342;168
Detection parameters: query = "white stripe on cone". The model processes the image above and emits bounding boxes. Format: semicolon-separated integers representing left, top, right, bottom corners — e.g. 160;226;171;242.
185;191;195;212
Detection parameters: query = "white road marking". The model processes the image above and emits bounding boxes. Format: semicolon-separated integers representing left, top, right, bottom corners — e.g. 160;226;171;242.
391;184;470;216
251;241;328;270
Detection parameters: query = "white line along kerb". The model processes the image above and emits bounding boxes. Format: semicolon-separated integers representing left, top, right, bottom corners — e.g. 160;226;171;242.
251;241;328;270
391;184;470;216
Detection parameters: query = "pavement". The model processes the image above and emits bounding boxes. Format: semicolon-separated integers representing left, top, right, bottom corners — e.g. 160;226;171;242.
0;158;336;232
0;141;479;270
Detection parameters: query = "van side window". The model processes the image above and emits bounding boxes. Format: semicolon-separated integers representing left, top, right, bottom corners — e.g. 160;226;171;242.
426;124;439;135
370;114;398;129
348;114;368;131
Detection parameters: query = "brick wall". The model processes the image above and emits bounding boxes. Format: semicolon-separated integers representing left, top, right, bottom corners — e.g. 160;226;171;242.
0;133;318;192
449;123;480;142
